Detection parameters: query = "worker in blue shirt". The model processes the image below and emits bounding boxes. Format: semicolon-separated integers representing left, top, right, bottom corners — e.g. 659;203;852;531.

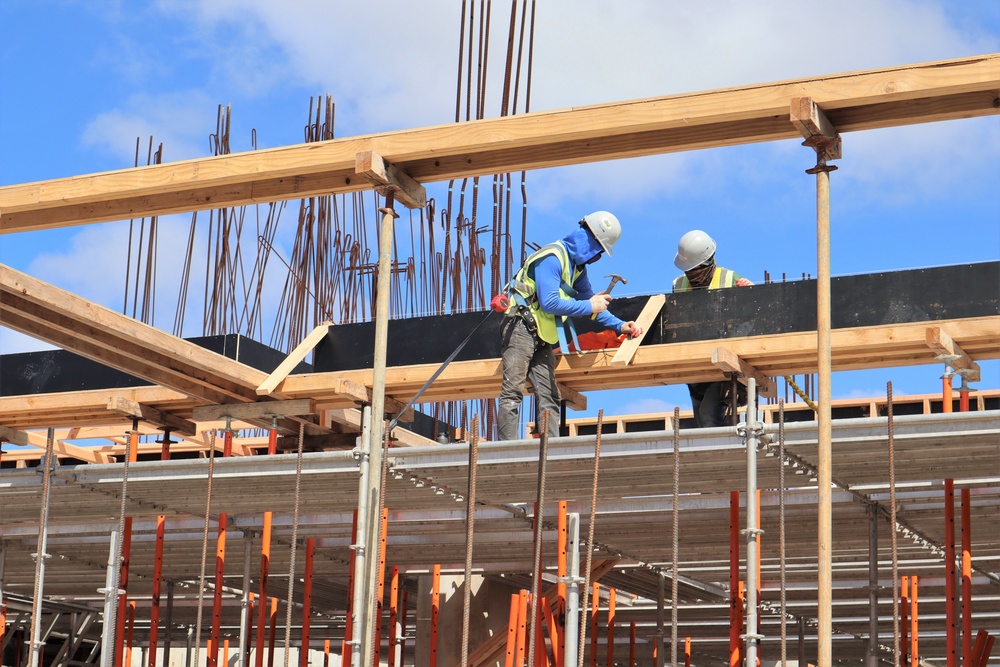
498;211;642;440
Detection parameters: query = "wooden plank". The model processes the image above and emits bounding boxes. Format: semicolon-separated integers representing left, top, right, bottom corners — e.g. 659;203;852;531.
557;383;587;412
610;294;666;367
1;55;996;232
191;399;317;423
355;151;426;209
926;326;982;382
16;429;111;464
711;347;777;399
0;425;30;447
106;396;197;436
332;377;414;422
790;97;842;159
256;323;331;396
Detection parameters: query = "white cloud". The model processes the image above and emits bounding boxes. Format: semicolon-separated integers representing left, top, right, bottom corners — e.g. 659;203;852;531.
81;91;218;163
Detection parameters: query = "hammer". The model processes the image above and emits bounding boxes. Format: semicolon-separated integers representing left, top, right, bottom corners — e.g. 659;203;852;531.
592;273;627;319
603;273;627;294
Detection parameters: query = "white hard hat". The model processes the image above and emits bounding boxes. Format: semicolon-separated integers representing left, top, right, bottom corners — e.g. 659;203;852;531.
582;211;622;256
673;230;717;271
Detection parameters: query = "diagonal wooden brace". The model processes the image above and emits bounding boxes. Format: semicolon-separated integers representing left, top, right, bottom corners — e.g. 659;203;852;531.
611;294;666;367
926;327;981;382
257;322;331;396
356;150;426;209
711;347;777;399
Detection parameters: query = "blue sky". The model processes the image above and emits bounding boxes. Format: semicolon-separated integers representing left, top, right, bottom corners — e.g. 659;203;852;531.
1;0;998;419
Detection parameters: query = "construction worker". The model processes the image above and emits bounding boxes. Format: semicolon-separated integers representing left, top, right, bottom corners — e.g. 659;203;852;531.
672;229;753;428
498;211;643;441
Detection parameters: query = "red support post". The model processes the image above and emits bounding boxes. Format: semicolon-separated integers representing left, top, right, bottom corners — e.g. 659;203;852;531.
730;490;740;667
505;593;519;667
685;636;692;667
943;375;953;413
148;514;166;667
224;640;230;667
534;603;547;667
125;600;136;667
542;592;561;666
323;640;330;667
607;587;616;667
267;597;278;667
901;576;910;666
430;563;440;667
962;488;973;666
113;429;139;667
515;590;529;667
373;509;389;661
388;565;399;667
910;576;919;667
299;538;315;667
946;479;958;667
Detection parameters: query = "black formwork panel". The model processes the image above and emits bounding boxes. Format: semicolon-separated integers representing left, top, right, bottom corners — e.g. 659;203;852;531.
314;262;999;372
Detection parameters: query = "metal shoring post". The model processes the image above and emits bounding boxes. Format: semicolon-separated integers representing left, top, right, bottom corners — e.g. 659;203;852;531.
460;416;480;667
563;513;582;667
100;530;121;667
239;535;253;667
738;379;763;666
29;427;55;667
867;503;880;667
361;193;397;667
527;411;551;667
806;135;837;667
350;405;373;667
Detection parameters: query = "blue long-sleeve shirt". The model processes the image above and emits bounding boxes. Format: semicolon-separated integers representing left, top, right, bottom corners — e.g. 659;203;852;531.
529;227;627;334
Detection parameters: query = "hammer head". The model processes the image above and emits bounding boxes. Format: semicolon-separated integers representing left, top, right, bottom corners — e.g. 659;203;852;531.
604;273;627;294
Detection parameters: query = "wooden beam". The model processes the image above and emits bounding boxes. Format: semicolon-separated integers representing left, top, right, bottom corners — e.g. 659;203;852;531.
1;55;996;232
12;429;112;464
926;326;982;382
191;399;317;423
355;151;426;209
332;377;414;422
557;383;587;412
611;294;666;367
790;97;842;159
106;396;197;436
711;347;777;399
0;425;30;447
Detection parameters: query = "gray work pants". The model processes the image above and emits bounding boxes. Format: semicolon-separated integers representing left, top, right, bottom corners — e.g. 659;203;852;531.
498;315;561;441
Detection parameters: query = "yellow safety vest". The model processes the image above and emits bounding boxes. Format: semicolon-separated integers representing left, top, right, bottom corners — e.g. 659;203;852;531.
507;242;582;345
672;267;736;292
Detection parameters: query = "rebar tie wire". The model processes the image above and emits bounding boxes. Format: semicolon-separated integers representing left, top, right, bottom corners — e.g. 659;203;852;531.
888;381;900;667
578;409;604;667
283;421;306;667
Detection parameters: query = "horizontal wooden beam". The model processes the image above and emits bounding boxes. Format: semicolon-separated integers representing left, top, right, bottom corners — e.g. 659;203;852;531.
711;347;777;399
331;377;414;422
191;398;317;423
106;396;197;436
1;55;996;232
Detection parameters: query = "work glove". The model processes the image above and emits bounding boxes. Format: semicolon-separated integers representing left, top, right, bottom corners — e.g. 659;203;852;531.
621;321;643;339
589;293;611;314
